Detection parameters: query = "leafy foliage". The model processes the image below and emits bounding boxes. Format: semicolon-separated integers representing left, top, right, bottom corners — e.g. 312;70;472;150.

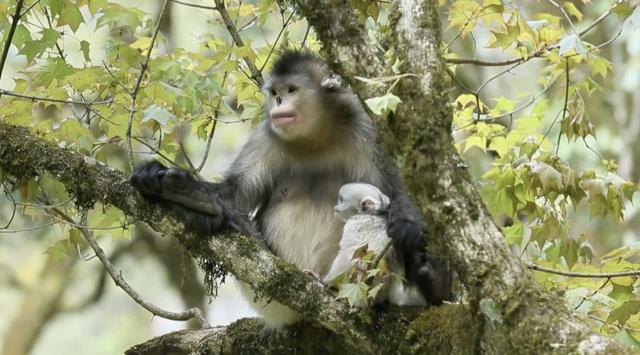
444;0;640;343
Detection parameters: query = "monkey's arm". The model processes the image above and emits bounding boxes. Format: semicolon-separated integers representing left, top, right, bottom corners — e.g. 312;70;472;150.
377;153;426;251
377;153;453;304
130;160;257;236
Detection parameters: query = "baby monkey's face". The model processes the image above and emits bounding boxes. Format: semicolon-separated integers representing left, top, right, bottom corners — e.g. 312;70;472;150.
334;183;390;221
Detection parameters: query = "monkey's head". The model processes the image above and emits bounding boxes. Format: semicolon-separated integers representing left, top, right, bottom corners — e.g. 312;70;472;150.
263;50;347;144
334;183;390;221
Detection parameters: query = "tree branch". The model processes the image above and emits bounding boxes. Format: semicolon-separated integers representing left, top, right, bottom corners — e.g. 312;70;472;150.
0;0;25;82
0;121;377;353
126;0;170;170
528;262;640;278
50;207;210;327
213;0;264;87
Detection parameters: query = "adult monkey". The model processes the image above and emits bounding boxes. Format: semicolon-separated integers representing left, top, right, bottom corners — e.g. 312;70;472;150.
131;50;452;327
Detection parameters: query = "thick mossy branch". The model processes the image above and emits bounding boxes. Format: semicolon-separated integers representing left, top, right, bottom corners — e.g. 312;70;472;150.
127;306;476;355
0;121;477;354
0;122;366;351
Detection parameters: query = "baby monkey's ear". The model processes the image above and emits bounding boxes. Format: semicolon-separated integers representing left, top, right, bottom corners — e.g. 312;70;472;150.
321;73;346;91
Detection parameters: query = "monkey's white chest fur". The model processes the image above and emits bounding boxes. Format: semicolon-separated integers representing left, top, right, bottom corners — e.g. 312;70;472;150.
263;194;343;275
242;185;344;328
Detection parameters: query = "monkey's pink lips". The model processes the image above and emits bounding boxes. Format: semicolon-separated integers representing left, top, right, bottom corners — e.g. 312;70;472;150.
272;113;296;127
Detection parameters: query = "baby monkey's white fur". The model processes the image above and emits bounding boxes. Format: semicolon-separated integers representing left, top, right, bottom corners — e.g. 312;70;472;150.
325;183;426;307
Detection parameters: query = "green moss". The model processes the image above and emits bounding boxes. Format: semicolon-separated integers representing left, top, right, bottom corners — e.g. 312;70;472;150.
403;304;479;354
195;318;343;355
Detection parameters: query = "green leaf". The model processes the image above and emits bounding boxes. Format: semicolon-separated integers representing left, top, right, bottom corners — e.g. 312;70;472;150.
59;2;84;32
336;282;368;307
609;282;634;303
529;160;563;192
142;104;176;127
590;56;612;78
365;93;402;115
503;221;523;246
562;3;582;21
12;25;32;47
44;239;72;261
613;330;640;348
42;0;64;16
561;91;593;140
607;301;640;326
88;0;107;14
558;33;587;57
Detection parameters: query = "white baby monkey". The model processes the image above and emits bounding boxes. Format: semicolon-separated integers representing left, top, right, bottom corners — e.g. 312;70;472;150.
325;183;426;307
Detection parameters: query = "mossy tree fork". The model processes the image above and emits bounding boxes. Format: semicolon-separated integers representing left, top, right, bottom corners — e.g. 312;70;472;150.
0;0;631;353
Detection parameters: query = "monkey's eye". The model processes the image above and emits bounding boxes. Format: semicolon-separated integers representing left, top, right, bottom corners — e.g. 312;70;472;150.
287;86;297;94
269;88;277;96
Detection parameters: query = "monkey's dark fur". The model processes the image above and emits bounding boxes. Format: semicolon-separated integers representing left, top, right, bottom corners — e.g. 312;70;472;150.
131;49;452;325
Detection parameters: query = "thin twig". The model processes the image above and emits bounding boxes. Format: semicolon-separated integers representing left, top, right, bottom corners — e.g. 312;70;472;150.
1;184;17;230
0;0;25;84
589;315;640;333
301;24;311;46
527;262;640;278
0;89;113;105
371;240;393;270
579;7;613;37
102;60;129;93
196;60;234;172
573;277;609;310
16;198;72;209
19;0;41;18
53;209;210;327
168;0;216;10
545;0;577;33
43;7;65;59
179;141;197;171
0;221;58;233
132;136;183;168
556;58;570;155
213;0;264;87
126;0;170;171
196;3;242;173
259;6;296;72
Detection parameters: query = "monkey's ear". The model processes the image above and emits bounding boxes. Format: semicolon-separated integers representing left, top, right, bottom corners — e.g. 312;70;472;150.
380;193;391;210
320;73;346;91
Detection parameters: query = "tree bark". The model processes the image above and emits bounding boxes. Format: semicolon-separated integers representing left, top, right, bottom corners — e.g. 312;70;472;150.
0;0;632;353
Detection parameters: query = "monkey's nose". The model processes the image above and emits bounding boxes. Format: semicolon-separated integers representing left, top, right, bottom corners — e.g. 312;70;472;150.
276;97;282;105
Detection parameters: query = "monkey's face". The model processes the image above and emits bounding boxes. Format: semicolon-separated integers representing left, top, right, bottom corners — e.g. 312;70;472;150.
264;74;325;142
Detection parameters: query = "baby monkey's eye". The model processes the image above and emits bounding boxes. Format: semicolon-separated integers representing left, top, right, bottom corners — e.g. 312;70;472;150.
288;86;297;94
269;88;277;96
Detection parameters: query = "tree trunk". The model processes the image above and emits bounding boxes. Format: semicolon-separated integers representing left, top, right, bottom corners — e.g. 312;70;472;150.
0;0;631;353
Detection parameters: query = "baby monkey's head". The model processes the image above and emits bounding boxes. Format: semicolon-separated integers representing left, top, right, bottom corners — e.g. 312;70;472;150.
334;183;390;221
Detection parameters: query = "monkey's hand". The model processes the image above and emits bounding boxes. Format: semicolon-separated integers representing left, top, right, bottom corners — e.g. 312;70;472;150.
130;160;229;235
387;215;425;253
131;160;219;214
